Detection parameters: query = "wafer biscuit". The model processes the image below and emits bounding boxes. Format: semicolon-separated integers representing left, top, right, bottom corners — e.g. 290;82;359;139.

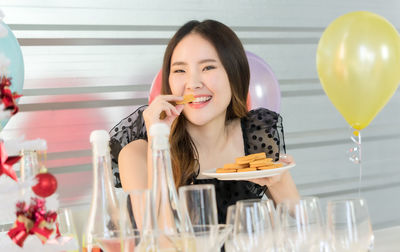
216;168;237;173
237;167;257;172
238;152;266;160
223;163;249;169
249;160;274;168
256;163;284;170
250;158;273;166
176;94;195;105
160;94;195;119
236;158;255;165
235;152;266;164
247;152;267;160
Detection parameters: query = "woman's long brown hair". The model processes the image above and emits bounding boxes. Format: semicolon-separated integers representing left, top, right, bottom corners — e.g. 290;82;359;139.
161;20;250;187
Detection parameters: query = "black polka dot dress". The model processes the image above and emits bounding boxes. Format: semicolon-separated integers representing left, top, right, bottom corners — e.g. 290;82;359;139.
109;105;286;223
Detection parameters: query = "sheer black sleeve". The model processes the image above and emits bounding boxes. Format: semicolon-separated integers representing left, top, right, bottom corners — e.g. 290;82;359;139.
109;105;148;188
241;108;286;161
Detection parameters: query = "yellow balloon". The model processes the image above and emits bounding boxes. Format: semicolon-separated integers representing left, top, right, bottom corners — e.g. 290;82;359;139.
317;11;400;130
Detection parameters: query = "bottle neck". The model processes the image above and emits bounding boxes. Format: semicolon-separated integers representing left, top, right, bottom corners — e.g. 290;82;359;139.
151;135;169;151
151;135;173;192
91;143;115;198
20;150;40;181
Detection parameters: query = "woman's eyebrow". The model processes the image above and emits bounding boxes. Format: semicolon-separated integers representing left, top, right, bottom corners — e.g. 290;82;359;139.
171;58;217;66
171;61;187;66
198;59;217;64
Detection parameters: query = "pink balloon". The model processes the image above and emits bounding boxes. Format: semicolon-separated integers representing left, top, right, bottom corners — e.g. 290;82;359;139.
149;51;281;113
246;51;281;113
149;69;162;104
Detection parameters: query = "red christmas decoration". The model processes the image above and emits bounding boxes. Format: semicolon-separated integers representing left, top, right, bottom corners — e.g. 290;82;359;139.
0;141;21;181
32;172;58;198
0;76;22;115
8;197;60;247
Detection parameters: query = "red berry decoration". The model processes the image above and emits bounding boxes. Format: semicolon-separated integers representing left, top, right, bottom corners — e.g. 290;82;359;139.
32;170;58;198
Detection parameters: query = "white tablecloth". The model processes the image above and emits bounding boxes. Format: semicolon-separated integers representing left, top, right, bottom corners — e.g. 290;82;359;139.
373;226;400;252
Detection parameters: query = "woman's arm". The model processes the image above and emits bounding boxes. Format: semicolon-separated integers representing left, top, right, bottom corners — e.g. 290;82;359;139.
118;139;149;190
250;171;299;206
249;155;300;205
118;139;152;229
119;95;184;191
265;170;299;205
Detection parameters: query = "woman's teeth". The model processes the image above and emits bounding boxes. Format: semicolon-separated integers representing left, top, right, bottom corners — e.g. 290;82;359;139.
192;96;211;103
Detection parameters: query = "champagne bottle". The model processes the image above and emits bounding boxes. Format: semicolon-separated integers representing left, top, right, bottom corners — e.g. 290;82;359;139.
82;130;120;252
149;123;195;251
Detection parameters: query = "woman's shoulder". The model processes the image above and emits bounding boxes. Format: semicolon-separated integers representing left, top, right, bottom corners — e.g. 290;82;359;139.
119;138;148;162
109;105;148;188
241;108;283;160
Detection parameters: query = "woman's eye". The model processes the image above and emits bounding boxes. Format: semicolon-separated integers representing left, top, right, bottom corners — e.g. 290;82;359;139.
203;65;216;71
173;69;185;73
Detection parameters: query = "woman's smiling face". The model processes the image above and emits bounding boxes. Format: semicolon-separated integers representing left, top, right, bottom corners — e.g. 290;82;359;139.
169;33;232;126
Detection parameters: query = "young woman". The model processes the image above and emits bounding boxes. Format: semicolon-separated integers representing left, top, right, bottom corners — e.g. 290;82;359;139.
110;19;299;223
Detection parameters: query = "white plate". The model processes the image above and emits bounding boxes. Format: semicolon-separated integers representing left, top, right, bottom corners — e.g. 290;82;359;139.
201;162;296;181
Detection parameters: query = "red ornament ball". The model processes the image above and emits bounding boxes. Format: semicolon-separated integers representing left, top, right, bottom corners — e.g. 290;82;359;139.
32;172;58;198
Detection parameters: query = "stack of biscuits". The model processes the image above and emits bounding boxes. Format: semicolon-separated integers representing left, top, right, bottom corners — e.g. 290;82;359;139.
216;152;283;173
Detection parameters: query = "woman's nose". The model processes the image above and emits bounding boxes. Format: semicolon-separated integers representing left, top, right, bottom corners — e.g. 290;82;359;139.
187;81;202;90
186;73;203;90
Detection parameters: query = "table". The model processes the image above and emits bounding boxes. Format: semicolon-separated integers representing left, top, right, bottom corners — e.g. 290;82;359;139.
373;226;400;252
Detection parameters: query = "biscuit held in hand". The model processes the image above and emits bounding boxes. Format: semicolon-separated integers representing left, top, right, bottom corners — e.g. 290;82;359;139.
176;94;195;105
145;95;184;127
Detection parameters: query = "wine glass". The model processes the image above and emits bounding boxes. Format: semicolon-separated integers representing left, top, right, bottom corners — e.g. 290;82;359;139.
57;208;79;252
225;204;238;251
233;199;275;251
326;198;374;252
93;189;155;252
179;184;218;227
179;184;230;251
277;197;325;252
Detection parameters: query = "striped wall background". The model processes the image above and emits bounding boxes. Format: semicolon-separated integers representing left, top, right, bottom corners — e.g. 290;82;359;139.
1;0;400;238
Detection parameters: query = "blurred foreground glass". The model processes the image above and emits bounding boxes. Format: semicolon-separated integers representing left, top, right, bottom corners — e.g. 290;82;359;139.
179;184;218;227
120;189;153;233
326;198;374;252
57;208;79;252
277;197;325;252
179;184;231;251
225;204;237;252
233;199;275;251
92;189;156;252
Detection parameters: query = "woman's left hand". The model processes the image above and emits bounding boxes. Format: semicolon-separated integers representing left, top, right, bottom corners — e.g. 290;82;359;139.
248;154;294;187
248;173;283;187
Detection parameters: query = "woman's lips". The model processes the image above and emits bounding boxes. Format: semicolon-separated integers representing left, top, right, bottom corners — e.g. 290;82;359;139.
188;95;212;109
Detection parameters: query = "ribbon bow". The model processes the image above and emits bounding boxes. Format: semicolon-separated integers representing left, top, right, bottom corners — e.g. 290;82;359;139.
7;197;60;247
0;76;22;115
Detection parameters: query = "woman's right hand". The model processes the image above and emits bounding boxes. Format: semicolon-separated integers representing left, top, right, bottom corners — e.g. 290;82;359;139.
143;95;184;130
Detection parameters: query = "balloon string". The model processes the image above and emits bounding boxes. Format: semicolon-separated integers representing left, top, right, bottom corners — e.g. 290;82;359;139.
348;129;362;197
